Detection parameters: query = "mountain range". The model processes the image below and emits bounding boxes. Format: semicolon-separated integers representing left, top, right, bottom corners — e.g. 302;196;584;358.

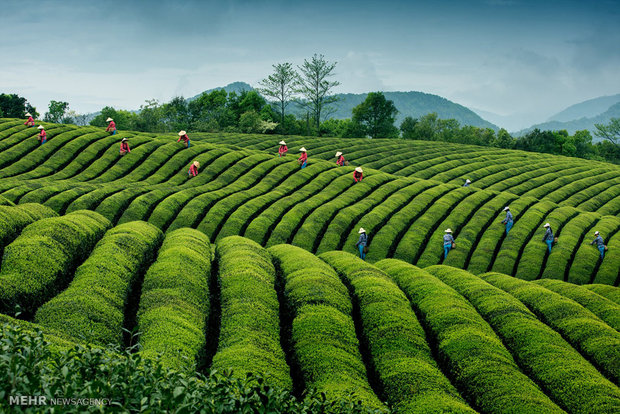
514;95;620;140
194;82;498;130
152;82;620;140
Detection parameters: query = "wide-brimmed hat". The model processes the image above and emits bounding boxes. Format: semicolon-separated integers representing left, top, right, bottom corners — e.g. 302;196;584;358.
335;151;342;157
299;147;307;152
37;125;44;129
355;167;363;173
504;206;510;211
544;223;550;228
25;112;32;117
193;161;200;168
121;138;128;142
358;228;366;233
594;231;600;235
178;130;187;136
279;140;286;145
465;179;471;183
445;229;453;233
106;117;113;122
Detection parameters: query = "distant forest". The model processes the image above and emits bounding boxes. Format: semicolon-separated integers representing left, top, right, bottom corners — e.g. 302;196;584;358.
1;53;619;165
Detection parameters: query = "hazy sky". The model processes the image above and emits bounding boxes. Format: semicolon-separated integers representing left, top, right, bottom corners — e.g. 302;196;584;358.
1;0;619;129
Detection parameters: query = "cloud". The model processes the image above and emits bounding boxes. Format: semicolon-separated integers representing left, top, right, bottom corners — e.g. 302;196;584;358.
336;52;385;93
568;29;620;72
484;0;518;5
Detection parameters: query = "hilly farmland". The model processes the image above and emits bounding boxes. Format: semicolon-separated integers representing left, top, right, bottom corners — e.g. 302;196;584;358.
0;118;619;413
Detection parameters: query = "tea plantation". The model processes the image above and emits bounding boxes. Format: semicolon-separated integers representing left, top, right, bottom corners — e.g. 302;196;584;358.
0;118;619;413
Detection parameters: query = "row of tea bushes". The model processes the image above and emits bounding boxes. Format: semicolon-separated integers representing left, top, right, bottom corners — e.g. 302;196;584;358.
137;228;212;372
319;251;475;413
211;236;291;389
0;210;110;316
34;221;163;346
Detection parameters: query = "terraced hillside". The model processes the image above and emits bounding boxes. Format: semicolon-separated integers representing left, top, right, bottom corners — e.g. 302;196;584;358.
1;223;619;413
0;118;618;285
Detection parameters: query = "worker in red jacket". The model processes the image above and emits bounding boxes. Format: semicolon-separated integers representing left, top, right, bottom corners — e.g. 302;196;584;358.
24;112;35;127
278;140;288;157
37;125;47;144
354;167;363;183
119;138;130;156
298;147;307;169
105;117;116;135
336;151;346;166
178;130;190;148
188;160;200;178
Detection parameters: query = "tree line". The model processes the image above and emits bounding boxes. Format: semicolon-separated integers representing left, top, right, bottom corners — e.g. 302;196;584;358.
1;52;619;165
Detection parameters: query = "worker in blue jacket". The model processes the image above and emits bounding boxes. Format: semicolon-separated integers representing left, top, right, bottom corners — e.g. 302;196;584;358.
463;179;471;187
542;223;554;253
501;206;514;235
590;231;606;259
443;229;455;259
355;228;368;260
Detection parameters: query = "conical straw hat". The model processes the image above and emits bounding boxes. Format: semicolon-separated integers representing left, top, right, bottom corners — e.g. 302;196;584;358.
106;117;113;122
37;125;44;129
299;147;307;152
25;112;31;117
355;167;363;173
279;140;286;145
179;130;187;136
445;229;452;233
358;228;366;233
335;151;342;157
193;161;200;168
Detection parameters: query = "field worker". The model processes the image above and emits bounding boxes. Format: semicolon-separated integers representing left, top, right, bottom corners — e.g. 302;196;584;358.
542;223;554;253
443;229;455;259
463;179;471;187
336;151;346;166
106;117;116;135
590;231;606;259
355;228;368;260
501;206;514;235
278;140;288;157
178;130;190;148
119;138;130;156
298;147;308;169
37;125;46;144
188;161;200;178
354;167;363;183
24;112;35;127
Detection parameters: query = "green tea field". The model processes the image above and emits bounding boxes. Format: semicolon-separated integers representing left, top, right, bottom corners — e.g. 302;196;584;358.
0;118;619;413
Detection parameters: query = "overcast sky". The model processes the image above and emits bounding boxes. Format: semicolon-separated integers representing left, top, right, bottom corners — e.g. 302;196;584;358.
1;0;619;129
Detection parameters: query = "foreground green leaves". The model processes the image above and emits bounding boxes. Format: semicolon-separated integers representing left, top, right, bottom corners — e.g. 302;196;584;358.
0;323;384;413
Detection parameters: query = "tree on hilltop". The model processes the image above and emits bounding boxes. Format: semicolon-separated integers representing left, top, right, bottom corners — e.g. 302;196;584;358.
352;92;399;138
0;93;38;119
90;106;139;130
296;54;340;136
595;117;620;147
43;100;69;123
259;63;299;126
400;116;418;139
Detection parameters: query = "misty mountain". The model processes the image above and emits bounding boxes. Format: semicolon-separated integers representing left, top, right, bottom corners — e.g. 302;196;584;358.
191;82;498;130
515;101;620;140
189;82;254;100
548;94;620;122
318;91;498;130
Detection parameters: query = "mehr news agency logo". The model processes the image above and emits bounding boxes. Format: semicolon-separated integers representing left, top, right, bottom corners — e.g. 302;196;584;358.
9;395;111;407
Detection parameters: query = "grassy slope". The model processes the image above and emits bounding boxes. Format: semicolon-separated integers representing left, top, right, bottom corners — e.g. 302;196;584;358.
0;118;618;285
